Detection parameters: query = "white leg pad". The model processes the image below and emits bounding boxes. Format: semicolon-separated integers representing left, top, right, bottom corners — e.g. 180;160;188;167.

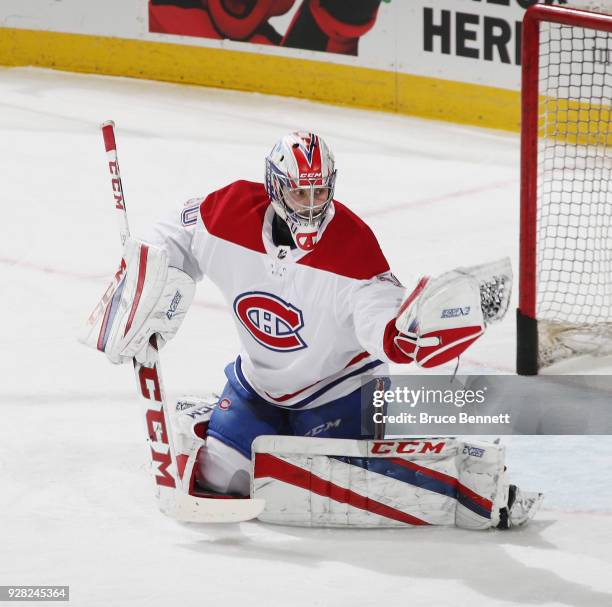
252;436;523;529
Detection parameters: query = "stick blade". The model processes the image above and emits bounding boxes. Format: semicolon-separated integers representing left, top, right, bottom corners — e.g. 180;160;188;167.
173;494;266;523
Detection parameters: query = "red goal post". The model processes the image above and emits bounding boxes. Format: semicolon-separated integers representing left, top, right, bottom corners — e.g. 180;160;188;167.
517;3;612;375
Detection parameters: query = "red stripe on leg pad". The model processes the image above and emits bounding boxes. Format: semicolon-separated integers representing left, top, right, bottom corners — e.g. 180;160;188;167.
457;481;493;512
388;457;457;486
254;453;430;526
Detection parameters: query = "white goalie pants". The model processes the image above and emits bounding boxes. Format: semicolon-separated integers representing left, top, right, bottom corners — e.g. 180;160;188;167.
196;436;252;496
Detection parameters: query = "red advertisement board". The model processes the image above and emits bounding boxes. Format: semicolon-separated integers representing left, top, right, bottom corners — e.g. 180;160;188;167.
149;0;388;55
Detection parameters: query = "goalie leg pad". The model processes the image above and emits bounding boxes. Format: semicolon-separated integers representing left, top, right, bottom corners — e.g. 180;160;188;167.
171;395;217;493
252;436;537;529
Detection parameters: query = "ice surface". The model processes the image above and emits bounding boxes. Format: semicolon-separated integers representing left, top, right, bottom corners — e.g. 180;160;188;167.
0;67;611;606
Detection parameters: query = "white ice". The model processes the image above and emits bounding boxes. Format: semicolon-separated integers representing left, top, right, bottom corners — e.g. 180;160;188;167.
0;67;611;607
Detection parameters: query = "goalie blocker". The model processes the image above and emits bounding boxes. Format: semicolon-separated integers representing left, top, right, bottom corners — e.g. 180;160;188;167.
250;435;542;529
80;237;195;364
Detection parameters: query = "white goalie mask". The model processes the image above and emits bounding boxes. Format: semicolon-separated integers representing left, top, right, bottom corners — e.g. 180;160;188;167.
265;132;337;251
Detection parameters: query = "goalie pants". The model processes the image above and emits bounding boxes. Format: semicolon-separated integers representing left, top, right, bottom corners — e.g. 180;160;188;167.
199;362;381;495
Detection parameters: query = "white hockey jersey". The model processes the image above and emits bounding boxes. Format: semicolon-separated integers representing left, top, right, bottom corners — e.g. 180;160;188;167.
149;180;407;409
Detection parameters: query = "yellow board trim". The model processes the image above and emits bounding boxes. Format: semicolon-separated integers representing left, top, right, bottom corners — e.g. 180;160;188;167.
0;27;521;132
540;97;612;147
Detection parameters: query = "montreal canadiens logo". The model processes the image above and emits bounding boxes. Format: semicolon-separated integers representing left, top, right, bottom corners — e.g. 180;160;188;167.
233;292;307;352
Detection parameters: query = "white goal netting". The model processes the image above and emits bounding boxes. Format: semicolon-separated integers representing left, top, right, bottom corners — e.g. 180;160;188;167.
536;4;612;367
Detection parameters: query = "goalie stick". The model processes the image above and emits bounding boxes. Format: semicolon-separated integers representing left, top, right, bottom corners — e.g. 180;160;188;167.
99;121;264;523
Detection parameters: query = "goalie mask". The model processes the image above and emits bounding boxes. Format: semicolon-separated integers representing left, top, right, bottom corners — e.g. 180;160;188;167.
265;132;337;251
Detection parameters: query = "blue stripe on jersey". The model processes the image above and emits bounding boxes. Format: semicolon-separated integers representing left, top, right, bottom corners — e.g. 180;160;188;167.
232;355;384;409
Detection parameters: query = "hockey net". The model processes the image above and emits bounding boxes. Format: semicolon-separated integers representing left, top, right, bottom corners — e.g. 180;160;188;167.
517;2;612;374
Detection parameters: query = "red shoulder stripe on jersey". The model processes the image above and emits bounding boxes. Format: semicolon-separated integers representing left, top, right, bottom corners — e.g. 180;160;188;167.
297;201;390;280
200;180;268;253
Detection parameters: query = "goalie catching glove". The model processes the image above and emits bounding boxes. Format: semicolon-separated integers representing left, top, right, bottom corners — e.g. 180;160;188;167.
80;238;195;364
388;258;512;367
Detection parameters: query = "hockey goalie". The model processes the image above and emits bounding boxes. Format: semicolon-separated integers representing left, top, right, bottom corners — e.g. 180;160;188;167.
83;131;542;529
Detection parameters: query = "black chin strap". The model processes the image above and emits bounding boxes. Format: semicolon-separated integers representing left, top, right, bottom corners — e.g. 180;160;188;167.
272;213;296;249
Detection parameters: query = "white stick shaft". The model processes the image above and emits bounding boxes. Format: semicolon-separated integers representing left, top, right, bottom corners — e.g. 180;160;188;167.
100;121;184;514
98;122;264;522
101;121;130;246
